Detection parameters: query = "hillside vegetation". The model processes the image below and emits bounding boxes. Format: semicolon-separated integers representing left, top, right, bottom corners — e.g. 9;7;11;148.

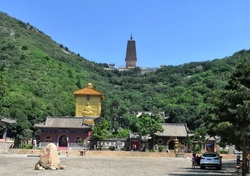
0;12;250;145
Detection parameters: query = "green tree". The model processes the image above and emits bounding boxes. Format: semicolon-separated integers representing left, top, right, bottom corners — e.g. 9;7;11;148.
21;45;28;50
136;113;164;136
116;128;131;138
120;113;138;132
92;119;112;140
0;73;6;102
208;59;250;176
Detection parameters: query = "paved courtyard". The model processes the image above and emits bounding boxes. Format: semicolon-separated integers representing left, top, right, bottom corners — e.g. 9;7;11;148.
0;154;241;176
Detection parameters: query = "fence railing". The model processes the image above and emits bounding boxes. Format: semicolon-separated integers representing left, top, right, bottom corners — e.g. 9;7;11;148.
38;142;86;150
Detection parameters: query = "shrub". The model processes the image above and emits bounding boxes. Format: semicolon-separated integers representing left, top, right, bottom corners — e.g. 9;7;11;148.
220;150;228;154
44;56;49;61
22;46;28;50
15;33;20;38
158;145;164;152
1;46;6;51
109;146;115;151
21;144;33;149
194;144;201;153
20;54;26;60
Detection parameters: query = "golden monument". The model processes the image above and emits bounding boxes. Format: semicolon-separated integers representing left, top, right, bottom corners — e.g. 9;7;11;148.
174;138;179;154
73;83;104;124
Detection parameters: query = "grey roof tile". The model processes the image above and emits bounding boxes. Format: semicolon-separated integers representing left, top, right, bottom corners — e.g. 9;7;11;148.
35;116;91;129
155;123;188;137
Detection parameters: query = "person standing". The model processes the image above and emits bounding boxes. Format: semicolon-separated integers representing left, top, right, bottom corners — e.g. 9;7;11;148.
237;154;241;164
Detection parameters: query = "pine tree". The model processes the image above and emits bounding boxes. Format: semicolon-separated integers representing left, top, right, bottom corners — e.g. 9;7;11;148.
209;59;250;176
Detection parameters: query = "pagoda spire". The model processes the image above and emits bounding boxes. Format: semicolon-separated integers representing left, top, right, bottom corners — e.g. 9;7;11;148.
125;34;137;68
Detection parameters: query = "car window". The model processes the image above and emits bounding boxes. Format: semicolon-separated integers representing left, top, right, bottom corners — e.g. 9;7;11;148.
203;154;217;157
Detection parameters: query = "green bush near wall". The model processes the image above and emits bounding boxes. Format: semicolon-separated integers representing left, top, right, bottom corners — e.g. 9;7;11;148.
158;145;164;152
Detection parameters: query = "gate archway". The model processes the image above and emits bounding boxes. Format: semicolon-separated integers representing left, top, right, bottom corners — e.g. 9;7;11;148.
59;135;68;147
167;139;175;150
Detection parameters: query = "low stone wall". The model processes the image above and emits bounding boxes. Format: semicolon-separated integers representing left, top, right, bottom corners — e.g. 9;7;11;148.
0;142;14;153
8;149;237;159
86;151;177;157
9;149;40;155
9;149;176;157
220;154;237;160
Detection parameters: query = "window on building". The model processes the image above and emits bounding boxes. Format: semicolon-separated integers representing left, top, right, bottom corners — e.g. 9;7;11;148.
157;139;163;145
87;95;90;100
75;137;82;143
45;136;52;142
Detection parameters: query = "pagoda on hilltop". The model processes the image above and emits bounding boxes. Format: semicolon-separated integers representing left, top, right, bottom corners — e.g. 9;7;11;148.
125;34;137;68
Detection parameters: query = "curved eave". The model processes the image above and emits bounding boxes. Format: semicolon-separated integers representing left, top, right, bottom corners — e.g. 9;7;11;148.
0;118;16;124
34;125;91;129
155;134;187;137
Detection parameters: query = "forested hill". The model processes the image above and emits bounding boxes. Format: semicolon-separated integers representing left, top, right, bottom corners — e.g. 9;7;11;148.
0;12;250;142
0;12;114;120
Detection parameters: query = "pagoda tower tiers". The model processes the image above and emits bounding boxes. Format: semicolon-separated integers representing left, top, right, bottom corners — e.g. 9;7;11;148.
73;83;104;124
125;35;137;68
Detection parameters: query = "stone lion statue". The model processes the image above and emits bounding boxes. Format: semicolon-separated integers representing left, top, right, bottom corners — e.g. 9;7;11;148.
35;143;67;170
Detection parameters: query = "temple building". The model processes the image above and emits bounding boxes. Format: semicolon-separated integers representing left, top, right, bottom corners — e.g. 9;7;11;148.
125;35;137;68
0;117;16;141
0;117;16;153
154;123;188;152
35;83;104;149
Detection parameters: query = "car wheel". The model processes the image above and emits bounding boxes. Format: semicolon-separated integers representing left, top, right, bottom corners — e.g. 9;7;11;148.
200;165;205;169
217;164;222;170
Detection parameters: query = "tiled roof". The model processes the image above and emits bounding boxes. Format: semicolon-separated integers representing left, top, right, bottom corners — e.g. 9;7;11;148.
0;117;16;124
73;87;103;95
155;123;188;137
73;83;104;99
35;116;91;129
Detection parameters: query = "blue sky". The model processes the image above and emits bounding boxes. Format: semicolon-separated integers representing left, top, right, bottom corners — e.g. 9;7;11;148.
1;1;250;68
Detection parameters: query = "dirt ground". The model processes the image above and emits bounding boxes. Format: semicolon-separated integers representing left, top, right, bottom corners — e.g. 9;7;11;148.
0;154;240;176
